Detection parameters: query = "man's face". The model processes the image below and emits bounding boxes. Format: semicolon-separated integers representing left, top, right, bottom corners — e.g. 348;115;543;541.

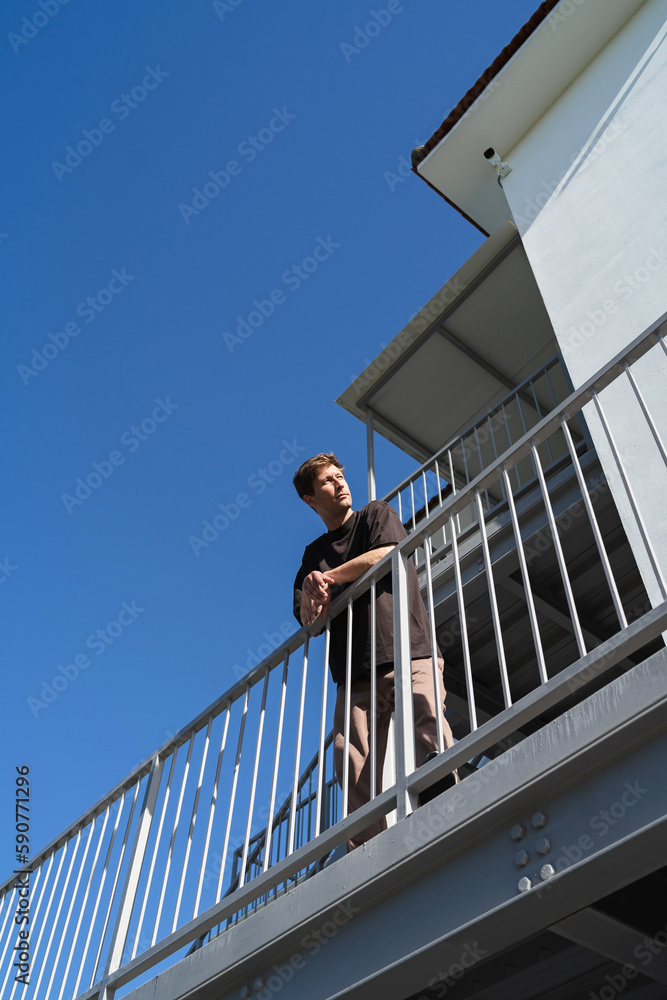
306;464;352;521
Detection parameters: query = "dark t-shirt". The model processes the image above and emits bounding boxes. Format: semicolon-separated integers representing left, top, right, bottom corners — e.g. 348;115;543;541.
293;500;435;685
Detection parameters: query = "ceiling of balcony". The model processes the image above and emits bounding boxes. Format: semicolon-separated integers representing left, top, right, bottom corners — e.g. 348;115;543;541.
336;221;560;463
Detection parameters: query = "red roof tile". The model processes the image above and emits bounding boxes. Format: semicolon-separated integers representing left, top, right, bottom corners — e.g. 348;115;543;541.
411;0;561;170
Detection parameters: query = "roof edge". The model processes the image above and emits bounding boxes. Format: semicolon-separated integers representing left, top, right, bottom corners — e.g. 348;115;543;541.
411;0;561;170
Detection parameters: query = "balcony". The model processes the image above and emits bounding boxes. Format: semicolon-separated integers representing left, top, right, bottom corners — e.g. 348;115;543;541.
2;318;666;1000
385;350;578;537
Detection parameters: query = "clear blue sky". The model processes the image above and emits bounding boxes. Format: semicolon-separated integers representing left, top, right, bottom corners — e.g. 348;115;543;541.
2;0;540;865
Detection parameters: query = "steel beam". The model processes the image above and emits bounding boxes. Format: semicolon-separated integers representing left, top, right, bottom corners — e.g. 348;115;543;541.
438;325;529;401
362;409;431;464
551;908;667;983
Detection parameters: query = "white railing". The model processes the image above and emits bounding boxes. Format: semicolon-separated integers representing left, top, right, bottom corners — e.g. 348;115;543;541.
383;353;582;549
1;324;666;1000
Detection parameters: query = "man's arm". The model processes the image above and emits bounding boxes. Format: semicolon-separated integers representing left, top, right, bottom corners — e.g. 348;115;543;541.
300;545;395;626
324;545;395;586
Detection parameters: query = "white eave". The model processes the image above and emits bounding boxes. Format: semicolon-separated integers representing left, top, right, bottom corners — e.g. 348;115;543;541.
417;0;647;234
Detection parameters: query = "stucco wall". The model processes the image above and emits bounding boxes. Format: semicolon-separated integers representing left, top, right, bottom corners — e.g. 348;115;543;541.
500;0;667;604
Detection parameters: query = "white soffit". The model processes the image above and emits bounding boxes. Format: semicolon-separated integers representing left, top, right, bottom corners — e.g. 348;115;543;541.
444;249;559;379
370;337;502;458
418;0;647;234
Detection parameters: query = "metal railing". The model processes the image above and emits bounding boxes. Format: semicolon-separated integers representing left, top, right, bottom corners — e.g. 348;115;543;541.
1;325;666;1000
186;734;338;954
223;733;338;922
383;353;581;552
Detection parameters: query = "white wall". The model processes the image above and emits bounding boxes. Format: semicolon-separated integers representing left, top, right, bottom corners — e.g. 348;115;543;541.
500;0;667;606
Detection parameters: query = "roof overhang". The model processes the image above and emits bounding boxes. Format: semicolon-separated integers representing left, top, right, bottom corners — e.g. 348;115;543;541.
336;222;558;462
413;0;647;234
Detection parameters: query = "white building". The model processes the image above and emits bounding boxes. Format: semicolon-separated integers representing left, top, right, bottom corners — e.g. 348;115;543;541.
410;0;667;618
2;2;666;998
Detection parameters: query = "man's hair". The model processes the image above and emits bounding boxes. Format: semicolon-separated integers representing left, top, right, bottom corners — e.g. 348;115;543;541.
293;453;344;501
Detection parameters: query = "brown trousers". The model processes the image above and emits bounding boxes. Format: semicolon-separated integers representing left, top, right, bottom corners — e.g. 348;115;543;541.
333;657;454;849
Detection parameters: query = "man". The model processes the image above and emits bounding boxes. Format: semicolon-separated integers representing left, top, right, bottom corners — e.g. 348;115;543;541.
292;453;456;848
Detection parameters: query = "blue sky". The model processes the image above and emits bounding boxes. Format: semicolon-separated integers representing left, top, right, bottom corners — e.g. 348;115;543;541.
1;0;540;864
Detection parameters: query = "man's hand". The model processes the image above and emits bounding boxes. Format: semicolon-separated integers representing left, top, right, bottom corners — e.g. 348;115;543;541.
301;570;336;626
299;547;396;627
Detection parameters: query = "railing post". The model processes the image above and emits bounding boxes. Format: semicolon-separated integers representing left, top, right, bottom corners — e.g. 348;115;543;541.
392;548;417;820
103;756;164;979
366;407;376;502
